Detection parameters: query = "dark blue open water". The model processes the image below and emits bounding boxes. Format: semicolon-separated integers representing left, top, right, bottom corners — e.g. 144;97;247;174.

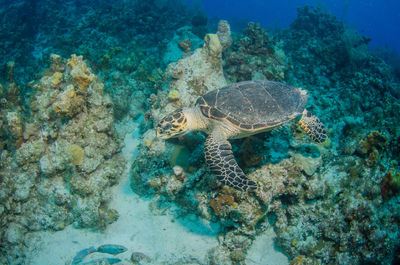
198;0;400;52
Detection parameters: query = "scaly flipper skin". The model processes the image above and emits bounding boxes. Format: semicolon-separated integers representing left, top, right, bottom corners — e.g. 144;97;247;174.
204;132;257;191
299;109;327;143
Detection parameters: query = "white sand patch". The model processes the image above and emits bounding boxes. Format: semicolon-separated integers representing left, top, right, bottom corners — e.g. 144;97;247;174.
25;191;219;264
246;228;289;265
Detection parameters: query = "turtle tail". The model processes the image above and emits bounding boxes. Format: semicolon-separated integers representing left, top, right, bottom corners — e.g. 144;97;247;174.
299;109;327;143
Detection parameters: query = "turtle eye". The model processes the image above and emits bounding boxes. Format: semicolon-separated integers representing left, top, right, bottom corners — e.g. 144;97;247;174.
163;123;172;130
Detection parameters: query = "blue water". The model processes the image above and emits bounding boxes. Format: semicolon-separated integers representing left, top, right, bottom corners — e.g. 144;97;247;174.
196;0;400;52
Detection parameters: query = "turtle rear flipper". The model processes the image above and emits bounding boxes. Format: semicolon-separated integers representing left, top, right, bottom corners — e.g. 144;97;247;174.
204;132;257;191
299;109;327;143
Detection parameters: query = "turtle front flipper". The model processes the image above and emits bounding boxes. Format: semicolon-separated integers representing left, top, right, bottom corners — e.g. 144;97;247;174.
204;132;257;191
299;109;327;143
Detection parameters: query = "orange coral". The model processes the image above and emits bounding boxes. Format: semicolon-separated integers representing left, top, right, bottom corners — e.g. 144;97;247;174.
67;54;95;91
380;168;400;199
210;194;235;216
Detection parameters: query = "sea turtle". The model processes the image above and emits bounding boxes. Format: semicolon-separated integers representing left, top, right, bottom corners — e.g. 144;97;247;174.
156;80;327;191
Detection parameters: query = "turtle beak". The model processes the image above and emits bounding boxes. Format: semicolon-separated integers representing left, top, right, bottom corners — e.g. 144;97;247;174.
156;128;161;138
156;127;166;139
156;128;169;139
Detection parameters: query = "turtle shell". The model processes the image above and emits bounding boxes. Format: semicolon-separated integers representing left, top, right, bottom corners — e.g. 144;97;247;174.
195;80;308;131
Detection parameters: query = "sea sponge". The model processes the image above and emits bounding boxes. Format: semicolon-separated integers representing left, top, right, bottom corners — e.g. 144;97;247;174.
50;53;63;72
168;90;180;101
67;144;85;166
178;39;192;53
217;20;232;50
67;54;95;91
52;84;84;117
51;72;63;87
204;33;222;61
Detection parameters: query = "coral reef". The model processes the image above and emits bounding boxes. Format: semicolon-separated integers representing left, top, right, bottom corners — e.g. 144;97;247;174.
131;9;400;265
359;131;389;167
380;168;400;199
224;22;289;82
178;39;192;53
163;26;204;65
151;22;229;120
0;1;399;264
0;0;194;83
0;54;124;264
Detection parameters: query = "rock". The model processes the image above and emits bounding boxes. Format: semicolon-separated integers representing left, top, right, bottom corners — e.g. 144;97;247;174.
294;153;322;176
162;30;227;115
5;223;26;244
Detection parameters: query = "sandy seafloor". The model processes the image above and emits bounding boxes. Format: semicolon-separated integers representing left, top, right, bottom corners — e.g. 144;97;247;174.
24;119;289;265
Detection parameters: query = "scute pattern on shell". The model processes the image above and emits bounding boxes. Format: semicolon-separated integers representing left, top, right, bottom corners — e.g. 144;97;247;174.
196;80;308;131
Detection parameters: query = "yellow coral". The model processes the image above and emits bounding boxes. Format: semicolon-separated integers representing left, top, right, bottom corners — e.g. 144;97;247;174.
168;90;180;101
51;72;63;87
68;87;75;98
290;256;305;265
67;144;84;166
67;54;95;90
67;54;80;68
52;85;83;116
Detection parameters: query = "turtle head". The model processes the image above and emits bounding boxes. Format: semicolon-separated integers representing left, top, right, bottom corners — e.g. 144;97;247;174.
156;109;189;139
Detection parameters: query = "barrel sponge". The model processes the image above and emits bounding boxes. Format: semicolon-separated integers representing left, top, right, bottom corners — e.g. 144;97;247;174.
204;33;222;60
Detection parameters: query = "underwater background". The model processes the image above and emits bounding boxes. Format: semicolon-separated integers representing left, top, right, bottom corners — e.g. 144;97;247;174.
0;0;399;264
